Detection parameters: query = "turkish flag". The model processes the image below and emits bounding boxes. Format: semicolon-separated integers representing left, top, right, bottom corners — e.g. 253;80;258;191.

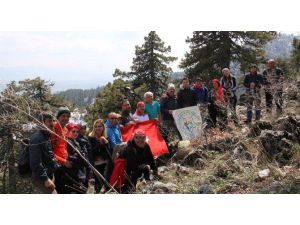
121;120;169;157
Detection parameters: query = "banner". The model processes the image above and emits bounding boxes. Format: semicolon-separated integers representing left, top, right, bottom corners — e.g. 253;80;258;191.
121;119;169;157
172;106;203;141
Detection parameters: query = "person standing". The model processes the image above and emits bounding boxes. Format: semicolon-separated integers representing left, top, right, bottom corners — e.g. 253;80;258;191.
51;106;73;193
177;77;197;108
262;59;285;114
76;123;93;184
120;100;135;126
244;65;264;123
106;112;123;151
88;119;112;193
132;102;150;123
29;112;59;194
76;123;92;163
65;123;89;193
144;91;162;123
208;79;228;130
160;83;181;141
220;68;238;125
193;78;208;105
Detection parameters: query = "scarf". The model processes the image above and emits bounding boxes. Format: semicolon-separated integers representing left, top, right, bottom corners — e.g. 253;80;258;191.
212;79;224;102
136;101;145;116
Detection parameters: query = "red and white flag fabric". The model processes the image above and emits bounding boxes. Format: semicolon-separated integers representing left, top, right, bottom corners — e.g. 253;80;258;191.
121;119;168;157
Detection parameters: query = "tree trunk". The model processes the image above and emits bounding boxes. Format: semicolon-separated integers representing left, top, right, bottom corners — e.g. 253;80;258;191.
220;31;232;69
6;134;17;193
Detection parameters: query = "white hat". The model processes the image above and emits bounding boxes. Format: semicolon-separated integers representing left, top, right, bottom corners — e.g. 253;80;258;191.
167;83;176;90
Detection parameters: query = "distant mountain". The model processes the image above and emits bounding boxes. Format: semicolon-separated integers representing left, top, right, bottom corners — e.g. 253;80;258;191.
171;71;185;80
265;33;299;59
55;86;104;108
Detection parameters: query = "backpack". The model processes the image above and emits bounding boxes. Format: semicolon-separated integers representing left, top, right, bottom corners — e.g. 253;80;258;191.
18;139;31;177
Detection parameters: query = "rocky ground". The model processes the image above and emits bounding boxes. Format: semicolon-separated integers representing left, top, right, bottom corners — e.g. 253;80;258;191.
136;79;300;194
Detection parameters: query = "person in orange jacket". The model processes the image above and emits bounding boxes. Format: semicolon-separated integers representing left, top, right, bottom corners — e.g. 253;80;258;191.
51;106;72;193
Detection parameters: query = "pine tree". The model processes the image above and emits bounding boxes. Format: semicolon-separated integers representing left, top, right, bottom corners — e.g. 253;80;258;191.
18;77;69;109
113;31;177;97
86;79;148;126
180;31;277;81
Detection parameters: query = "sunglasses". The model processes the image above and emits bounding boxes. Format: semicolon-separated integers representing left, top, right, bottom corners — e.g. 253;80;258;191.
95;125;104;128
134;136;146;140
71;130;79;134
110;118;118;120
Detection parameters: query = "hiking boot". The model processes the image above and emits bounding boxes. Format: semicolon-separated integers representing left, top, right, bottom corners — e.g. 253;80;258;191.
255;110;261;121
246;111;252;124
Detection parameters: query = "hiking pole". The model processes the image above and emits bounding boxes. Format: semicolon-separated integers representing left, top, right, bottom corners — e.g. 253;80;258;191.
105;180;118;194
64;173;87;192
124;171;136;192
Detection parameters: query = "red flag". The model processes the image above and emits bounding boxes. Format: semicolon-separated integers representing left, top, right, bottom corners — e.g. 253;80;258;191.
109;158;127;189
121;120;168;157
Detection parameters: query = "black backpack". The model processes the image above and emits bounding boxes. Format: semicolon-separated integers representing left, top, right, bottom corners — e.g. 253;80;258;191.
18;139;31;177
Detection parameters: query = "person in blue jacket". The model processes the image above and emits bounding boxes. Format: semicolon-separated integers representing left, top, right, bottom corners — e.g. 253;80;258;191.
192;78;208;105
105;112;123;151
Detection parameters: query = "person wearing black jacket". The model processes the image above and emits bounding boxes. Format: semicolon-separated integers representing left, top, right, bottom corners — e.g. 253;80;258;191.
160;83;181;142
88;119;113;193
120;129;158;191
63;123;90;193
244;65;264;123
262;59;284;114
120;100;135;126
77;124;92;162
29;112;59;194
177;77;197;108
76;124;93;181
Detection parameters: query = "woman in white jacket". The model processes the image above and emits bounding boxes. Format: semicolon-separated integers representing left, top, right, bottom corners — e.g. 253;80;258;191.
132;101;149;123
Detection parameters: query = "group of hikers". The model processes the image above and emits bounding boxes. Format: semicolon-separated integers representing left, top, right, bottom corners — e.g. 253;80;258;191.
28;58;285;194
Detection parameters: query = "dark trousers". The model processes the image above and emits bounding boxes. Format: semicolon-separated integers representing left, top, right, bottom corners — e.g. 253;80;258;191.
94;164;106;193
54;167;65;194
93;161;114;193
161;120;182;143
265;90;283;112
123;164;151;193
54;166;86;194
208;104;228;130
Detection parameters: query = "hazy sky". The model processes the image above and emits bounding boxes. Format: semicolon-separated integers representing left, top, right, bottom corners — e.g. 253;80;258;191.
0;31;190;91
1;31;299;92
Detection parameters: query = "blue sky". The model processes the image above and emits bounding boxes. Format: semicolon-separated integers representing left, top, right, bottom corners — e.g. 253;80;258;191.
0;31;189;91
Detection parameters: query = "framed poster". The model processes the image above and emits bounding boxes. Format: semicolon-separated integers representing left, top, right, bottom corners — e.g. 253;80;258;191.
172;106;203;141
